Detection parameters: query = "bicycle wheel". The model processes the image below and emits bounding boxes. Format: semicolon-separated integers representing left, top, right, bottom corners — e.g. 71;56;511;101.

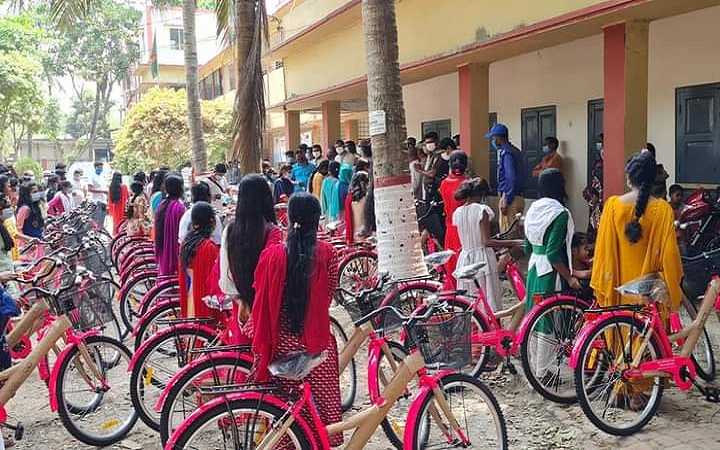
407;373;508;450
680;296;716;381
133;301;181;350
170;397;312;450
338;250;377;293
330;316;356;412
129;327;217;430
159;355;252;446
373;340;410;449
520;298;587;403
574;315;664;436
119;272;156;330
55;335;139;446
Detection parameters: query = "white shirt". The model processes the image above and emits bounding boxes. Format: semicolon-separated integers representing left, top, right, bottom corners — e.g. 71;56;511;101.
202;175;227;211
219;227;237;296
89;172;107;203
70;178;86;207
177;207;223;245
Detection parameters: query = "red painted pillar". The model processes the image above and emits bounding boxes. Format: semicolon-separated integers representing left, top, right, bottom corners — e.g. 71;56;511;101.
602;21;649;198
284;110;301;151
458;63;490;179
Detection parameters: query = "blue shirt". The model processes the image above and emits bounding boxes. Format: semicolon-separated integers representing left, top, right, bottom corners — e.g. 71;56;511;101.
497;143;526;204
291;162;316;192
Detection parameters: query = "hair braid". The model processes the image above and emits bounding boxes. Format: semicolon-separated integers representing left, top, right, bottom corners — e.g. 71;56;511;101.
624;151;657;244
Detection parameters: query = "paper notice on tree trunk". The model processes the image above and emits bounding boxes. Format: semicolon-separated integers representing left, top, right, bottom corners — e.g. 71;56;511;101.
369;110;386;136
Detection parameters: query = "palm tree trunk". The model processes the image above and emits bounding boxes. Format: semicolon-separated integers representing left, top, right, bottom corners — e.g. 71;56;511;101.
183;0;207;174
231;0;267;175
362;0;426;279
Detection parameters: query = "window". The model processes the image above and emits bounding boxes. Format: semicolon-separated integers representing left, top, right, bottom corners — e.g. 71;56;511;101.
169;28;184;50
521;105;557;199
676;83;720;184
421;119;451;141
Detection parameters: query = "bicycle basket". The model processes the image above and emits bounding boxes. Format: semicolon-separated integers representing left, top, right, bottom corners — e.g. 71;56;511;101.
335;289;384;323
60;280;115;331
407;310;471;369
79;247;110;275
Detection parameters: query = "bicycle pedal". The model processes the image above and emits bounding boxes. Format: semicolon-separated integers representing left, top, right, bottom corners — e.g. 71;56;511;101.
501;360;517;376
704;385;720;403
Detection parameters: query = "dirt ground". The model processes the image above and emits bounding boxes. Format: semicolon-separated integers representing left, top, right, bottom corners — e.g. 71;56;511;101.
8;282;720;450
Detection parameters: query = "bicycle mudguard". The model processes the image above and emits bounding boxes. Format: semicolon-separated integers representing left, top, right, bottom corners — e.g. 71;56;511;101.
48;329;100;412
402;369;456;449
131;299;180;337
128;323;217;372
568;309;640;370
138;280;179;317
515;295;593;354
154;351;253;412
164;390;315;450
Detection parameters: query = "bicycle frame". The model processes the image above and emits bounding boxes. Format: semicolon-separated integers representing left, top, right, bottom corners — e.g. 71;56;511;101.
166;351;467;450
569;277;720;390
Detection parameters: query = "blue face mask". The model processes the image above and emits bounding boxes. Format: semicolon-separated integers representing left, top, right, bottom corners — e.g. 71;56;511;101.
95;168;102;175
490;138;499;150
542;145;551;155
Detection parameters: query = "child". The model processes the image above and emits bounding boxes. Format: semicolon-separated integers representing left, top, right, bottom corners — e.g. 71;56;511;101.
273;164;295;204
669;184;684;219
571;232;592;280
453;178;507;311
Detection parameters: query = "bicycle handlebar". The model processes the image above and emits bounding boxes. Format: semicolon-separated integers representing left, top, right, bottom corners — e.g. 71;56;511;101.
354;298;446;329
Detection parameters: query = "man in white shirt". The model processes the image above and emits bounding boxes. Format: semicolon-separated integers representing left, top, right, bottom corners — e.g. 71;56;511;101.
202;163;229;211
87;161;108;229
70;169;86;208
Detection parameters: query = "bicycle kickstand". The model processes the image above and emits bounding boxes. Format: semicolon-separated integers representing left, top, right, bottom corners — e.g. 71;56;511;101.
500;356;518;376
693;378;720;403
0;421;24;441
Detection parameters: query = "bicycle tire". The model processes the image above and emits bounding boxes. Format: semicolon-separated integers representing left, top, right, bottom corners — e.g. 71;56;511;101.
406;373;508;450
129;326;216;430
133;300;181;350
119;272;157;331
680;296;716;381
574;315;664;436
519;297;589;404
170;397;311;450
338;250;377;293
138;282;180;317
55;335;139;446
330;315;356;412
159;354;253;446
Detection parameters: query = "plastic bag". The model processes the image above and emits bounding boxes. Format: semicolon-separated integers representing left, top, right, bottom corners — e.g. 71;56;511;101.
202;294;233;311
268;351;327;381
616;273;669;303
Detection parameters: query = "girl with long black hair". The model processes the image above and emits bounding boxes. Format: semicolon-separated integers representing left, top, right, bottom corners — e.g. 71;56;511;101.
15;181;45;247
108;172;128;235
154;174;185;275
591;151;683;312
178;202;220;318
219;174;281;311
248;192;342;445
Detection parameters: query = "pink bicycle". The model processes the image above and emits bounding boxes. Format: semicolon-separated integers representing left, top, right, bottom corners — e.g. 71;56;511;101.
165;302;508;450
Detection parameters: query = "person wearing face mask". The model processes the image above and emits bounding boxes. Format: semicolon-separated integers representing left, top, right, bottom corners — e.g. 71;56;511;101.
311;144;324;166
336;140;358;166
532;136;563;177
583;133;604;240
438;150;470;289
15;182;45;255
291;149;316;192
486;123;526;235
0;194;18;297
329;139;343;162
70;169;86;207
284;150;297;165
47;181;73;216
88;161;109;230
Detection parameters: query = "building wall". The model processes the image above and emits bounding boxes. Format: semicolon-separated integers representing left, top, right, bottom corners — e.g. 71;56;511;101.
648;5;720;186
280;0;606;101
403;73;460;140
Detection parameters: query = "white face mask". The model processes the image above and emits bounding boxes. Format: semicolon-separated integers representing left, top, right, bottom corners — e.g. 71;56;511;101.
31;191;45;203
425;143;436;152
1;208;12;221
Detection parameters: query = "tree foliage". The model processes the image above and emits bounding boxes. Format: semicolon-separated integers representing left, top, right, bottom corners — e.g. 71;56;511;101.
114;88;231;174
15;157;42;180
0;15;47;156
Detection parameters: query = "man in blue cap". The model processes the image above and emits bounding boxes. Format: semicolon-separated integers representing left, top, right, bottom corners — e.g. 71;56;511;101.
486;123;526;233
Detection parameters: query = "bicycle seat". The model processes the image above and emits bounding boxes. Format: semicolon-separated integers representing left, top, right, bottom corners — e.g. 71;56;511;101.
454;262;487;280
424;250;454;266
269;351;327;381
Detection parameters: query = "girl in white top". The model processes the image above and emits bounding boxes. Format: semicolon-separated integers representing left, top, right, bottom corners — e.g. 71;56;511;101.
452;178;507;311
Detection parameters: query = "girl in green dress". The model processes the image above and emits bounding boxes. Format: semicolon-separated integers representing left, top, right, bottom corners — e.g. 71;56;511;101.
523;169;580;377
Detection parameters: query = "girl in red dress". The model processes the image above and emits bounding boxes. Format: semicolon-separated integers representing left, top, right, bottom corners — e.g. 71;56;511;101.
439;150;469;289
108;172;129;236
246;192;343;446
178;202;220;319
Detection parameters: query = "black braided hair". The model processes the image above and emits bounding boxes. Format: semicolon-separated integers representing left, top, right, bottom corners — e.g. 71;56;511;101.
454;177;490;201
181;202;215;268
625;151;657;244
284;192;321;334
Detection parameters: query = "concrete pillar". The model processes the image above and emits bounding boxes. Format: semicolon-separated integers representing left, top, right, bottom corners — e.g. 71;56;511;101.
603;21;649;198
458;63;490;179
321;101;342;153
284;110;301;151
343;119;359;142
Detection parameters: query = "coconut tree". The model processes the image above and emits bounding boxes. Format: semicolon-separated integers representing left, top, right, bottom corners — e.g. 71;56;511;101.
361;0;426;279
216;0;267;175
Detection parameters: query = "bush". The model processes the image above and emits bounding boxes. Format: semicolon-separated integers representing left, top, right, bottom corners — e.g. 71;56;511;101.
15;157;42;180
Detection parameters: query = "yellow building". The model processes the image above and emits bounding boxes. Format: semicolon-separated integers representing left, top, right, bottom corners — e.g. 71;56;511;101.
200;0;720;230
